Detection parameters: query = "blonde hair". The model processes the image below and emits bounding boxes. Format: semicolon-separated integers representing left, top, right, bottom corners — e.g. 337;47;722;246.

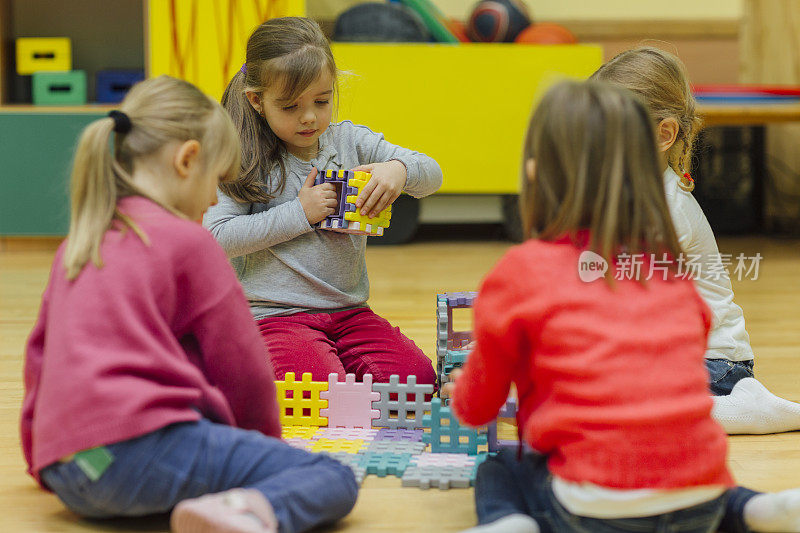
521;80;682;272
221;17;337;204
64;75;241;280
591;47;701;189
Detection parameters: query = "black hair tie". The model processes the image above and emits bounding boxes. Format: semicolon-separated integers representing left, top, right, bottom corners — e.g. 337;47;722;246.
108;110;132;134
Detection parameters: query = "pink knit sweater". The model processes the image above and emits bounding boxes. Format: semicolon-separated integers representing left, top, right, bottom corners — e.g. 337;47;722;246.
21;197;281;484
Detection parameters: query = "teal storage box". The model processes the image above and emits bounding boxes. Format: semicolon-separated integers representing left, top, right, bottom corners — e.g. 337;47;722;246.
32;70;87;105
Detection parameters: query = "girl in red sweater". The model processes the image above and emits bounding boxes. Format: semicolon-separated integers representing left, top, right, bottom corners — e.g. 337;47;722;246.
21;76;357;533
448;81;800;533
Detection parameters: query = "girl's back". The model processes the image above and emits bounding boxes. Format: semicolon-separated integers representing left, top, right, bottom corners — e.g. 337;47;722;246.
472;235;729;488
24;188;275;479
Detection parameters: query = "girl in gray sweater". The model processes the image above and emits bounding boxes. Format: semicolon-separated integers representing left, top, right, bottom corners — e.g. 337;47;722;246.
204;17;441;388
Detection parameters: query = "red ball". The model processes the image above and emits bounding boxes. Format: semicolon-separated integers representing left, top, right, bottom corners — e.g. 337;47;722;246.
515;23;577;44
467;0;532;43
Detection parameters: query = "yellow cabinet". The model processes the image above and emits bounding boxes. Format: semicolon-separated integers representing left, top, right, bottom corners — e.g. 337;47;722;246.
333;43;602;194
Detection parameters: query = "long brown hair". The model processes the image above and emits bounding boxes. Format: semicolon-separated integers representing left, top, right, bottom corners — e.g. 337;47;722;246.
591;47;701;182
521;80;682;270
220;16;337;204
64;75;240;280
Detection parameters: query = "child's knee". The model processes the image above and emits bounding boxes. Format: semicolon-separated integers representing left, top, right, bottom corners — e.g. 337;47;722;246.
409;356;437;387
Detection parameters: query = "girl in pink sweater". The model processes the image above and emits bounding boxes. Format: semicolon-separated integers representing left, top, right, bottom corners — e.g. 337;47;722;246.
21;76;356;533
448;81;800;533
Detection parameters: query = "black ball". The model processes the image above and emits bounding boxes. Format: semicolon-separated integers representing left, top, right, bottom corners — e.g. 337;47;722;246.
334;2;431;42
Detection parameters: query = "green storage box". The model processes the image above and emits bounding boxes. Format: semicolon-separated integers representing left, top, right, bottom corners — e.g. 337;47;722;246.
32;70;87;105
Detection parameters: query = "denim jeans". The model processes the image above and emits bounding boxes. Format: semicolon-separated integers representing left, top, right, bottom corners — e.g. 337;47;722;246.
40;419;358;533
706;359;755;396
474;449;759;533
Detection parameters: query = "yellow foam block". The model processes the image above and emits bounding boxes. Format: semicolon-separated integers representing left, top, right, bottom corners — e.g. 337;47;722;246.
281;426;321;439
16;38;72;75
344;210;391;228
275;372;328;427
307;438;366;454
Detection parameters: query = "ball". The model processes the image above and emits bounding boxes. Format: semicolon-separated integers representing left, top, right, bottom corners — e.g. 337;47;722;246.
334;3;430;42
515;23;577;44
467;0;532;43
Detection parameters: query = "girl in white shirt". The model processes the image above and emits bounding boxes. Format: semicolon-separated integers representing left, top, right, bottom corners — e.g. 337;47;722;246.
592;47;800;435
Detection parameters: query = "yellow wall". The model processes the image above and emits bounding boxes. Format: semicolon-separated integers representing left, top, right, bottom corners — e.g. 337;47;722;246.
309;0;743;21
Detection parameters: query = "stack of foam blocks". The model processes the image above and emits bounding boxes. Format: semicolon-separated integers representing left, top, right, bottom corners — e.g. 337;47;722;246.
275;291;519;489
314;170;392;236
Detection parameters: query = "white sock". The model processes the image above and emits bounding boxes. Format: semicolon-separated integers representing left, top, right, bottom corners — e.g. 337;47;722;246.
711;378;800;434
744;489;800;532
461;514;540;533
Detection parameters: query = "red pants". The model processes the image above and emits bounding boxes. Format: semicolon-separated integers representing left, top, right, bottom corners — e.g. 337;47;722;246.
257;307;436;388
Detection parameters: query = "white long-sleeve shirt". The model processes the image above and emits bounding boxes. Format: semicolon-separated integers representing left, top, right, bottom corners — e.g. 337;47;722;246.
663;167;754;362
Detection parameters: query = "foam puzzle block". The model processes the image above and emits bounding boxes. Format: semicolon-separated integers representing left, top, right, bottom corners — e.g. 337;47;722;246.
365;440;427;455
320;373;380;428
375;428;425;442
401;465;472;490
284;438;313;450
487;422;519;453
315;170;391;236
275;372;328;427
281;426;320;440
488;397;519;452
410;452;479;468
423;398;487;455
307;438;367;454
436;292;477;385
324;452;367;485
315;427;379;441
372;375;433;429
358;452;413;477
498;397;517;418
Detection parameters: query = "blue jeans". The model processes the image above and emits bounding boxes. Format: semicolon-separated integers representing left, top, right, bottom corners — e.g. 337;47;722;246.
40;419;358;533
474;449;759;533
706;359;755;396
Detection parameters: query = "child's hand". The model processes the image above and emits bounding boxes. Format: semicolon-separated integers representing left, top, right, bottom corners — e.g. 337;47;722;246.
441;368;463;399
298;167;338;225
352;160;407;218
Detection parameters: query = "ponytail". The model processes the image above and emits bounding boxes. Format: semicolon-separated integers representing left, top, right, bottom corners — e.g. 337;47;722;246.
63;118;148;279
63;75;241;280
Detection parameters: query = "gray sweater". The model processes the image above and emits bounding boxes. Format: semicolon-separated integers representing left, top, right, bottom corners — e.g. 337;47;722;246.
203;121;443;318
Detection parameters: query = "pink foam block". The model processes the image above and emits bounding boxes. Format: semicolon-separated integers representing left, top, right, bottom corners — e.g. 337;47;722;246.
315;428;379;441
320;373;381;428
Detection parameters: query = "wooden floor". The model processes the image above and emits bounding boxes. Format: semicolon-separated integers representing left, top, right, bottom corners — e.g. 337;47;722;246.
2;230;800;532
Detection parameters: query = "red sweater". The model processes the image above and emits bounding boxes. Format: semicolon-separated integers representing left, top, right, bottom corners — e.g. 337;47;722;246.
21;197;281;484
451;235;734;490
